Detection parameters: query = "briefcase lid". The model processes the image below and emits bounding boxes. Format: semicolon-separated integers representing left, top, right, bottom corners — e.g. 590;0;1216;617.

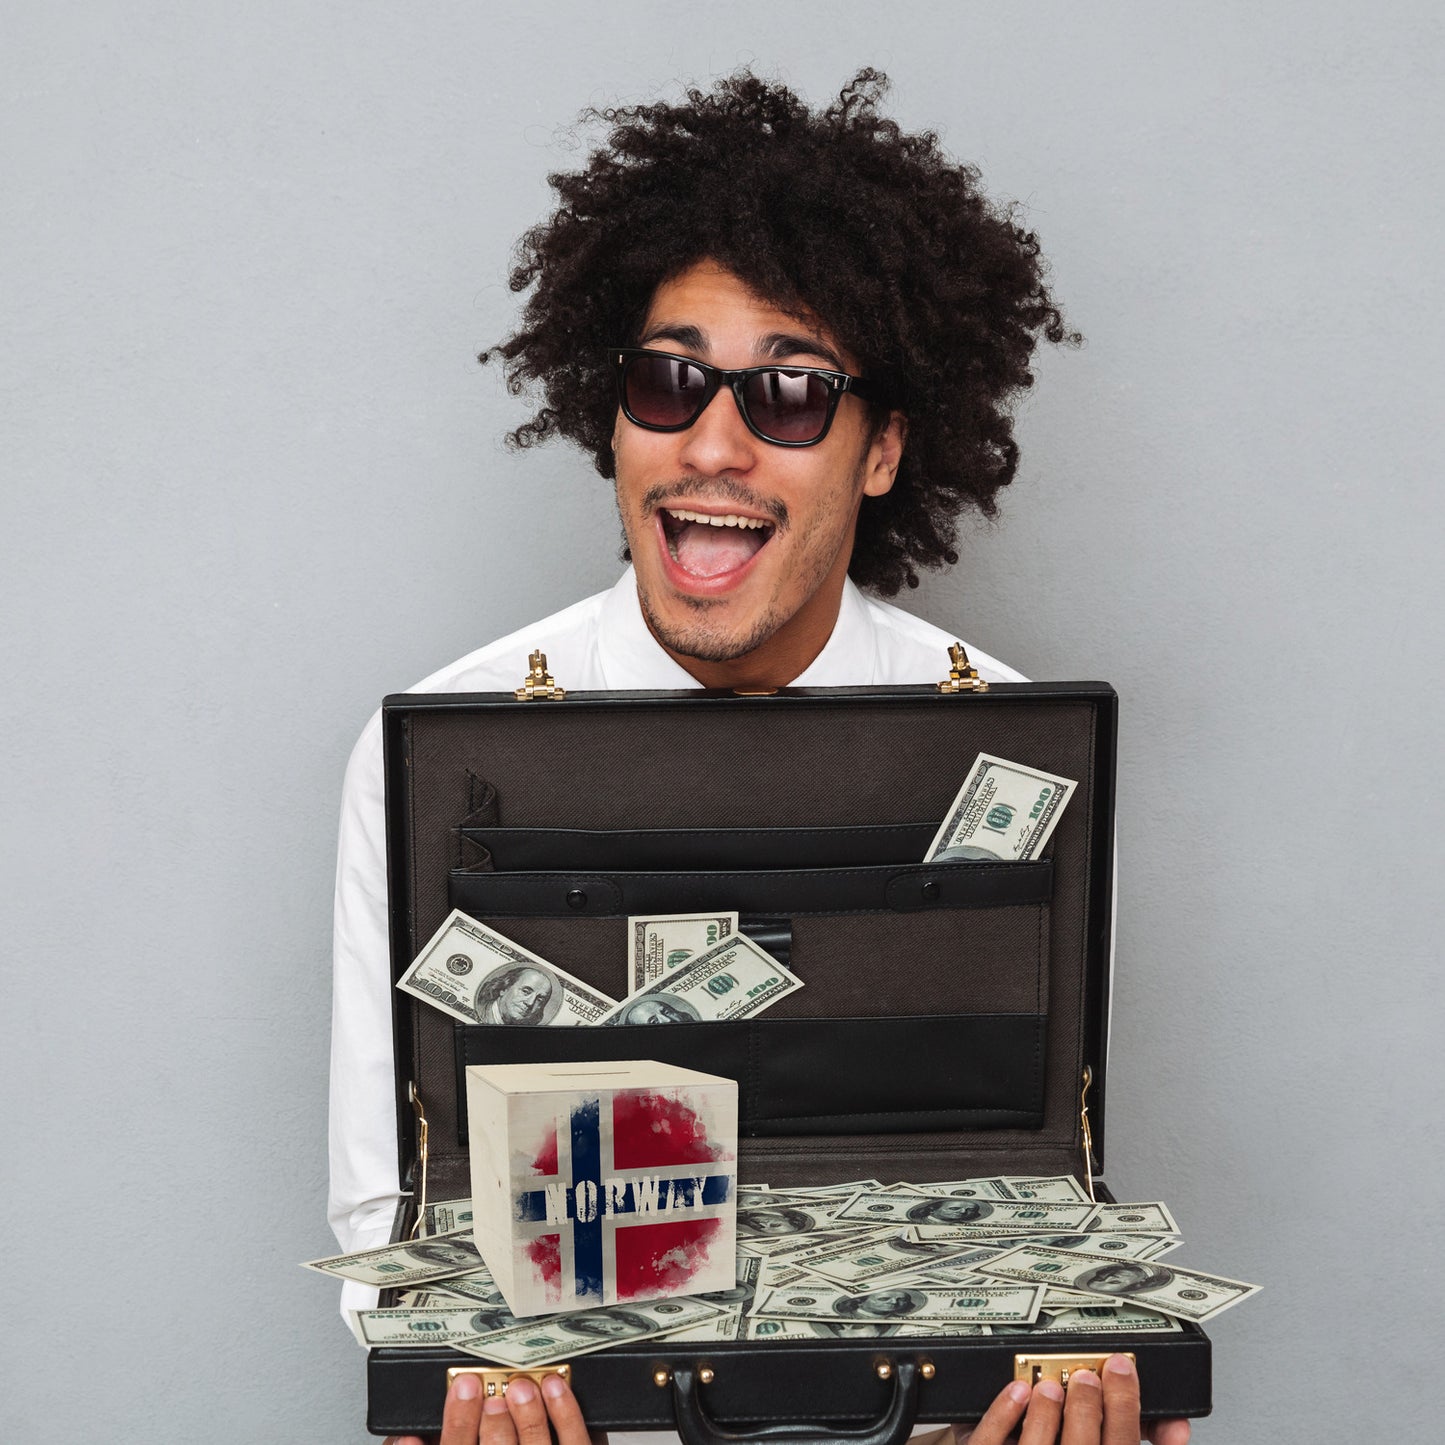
382;678;1118;1202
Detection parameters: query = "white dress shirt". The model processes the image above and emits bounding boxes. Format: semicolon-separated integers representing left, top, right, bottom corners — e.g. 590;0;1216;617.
328;568;1025;1331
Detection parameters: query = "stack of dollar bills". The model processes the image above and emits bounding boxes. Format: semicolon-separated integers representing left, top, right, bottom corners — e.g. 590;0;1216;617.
304;1176;1260;1366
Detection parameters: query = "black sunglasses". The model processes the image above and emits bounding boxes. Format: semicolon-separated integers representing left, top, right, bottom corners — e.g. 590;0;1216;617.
611;347;875;447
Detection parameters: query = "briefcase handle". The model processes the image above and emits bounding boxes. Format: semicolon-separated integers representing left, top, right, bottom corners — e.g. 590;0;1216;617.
668;1359;922;1445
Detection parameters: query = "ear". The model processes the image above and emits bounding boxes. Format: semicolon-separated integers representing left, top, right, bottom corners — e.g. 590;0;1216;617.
861;411;907;498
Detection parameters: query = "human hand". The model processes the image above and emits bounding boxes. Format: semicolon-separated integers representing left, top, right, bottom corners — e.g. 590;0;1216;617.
954;1355;1190;1445
384;1370;607;1445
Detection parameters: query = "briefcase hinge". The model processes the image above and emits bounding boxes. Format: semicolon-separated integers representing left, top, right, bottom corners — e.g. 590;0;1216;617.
515;650;567;701
447;1364;572;1397
1014;1353;1133;1388
1080;1066;1096;1204
938;642;989;694
407;1082;430;1239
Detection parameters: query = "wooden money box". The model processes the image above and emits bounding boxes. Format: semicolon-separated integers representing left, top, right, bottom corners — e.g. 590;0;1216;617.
367;673;1214;1436
465;1059;737;1316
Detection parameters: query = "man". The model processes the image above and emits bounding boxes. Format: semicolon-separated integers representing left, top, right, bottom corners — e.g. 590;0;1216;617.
334;68;1188;1445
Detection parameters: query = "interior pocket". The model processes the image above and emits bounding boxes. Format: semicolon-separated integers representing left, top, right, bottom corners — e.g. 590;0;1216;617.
458;822;941;872
448;859;1052;1027
455;1013;1046;1143
450;856;1051;918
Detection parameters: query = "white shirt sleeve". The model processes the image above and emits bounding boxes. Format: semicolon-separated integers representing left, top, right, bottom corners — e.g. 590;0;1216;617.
328;710;404;1279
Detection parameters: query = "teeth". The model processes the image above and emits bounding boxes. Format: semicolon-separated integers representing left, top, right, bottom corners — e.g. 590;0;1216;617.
664;508;769;530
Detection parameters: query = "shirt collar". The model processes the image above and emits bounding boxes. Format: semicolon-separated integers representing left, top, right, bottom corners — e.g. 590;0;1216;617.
597;569;880;690
791;578;880;687
595;568;702;690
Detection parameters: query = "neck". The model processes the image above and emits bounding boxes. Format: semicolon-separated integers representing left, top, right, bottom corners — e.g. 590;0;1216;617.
651;561;852;691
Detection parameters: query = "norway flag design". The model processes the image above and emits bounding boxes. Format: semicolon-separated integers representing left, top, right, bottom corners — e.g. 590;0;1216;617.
510;1086;736;1311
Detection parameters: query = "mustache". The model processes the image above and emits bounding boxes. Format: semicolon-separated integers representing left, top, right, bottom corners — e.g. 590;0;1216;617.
642;478;789;530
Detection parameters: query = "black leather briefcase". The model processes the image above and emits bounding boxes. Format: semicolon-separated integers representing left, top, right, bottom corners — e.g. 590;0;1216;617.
365;659;1213;1437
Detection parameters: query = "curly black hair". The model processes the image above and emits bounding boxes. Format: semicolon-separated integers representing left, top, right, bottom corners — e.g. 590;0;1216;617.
482;68;1077;596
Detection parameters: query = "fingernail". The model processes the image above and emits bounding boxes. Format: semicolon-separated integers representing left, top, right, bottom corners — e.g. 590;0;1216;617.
1007;1381;1031;1404
1036;1379;1065;1403
1069;1369;1100;1389
483;1396;509;1416
454;1374;480;1401
508;1378;536;1404
542;1374;566;1399
1105;1354;1135;1377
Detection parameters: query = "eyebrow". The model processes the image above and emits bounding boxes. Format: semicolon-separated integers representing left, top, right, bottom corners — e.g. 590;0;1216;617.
637;323;849;374
758;330;848;372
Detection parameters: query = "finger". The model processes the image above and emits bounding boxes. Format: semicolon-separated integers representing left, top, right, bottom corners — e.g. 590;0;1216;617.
1099;1355;1142;1445
1145;1420;1192;1445
953;1380;1031;1445
1018;1379;1065;1445
503;1376;553;1445
1059;1369;1102;1445
439;1371;485;1445
539;1371;593;1445
479;1383;518;1445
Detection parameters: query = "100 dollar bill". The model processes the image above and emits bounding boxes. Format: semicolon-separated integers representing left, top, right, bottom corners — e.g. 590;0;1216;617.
839;1193;1095;1232
913;1233;1180;1281
975;1243;1261;1323
422;1197;474;1235
302;1227;485;1288
925;754;1076;863
353;1304;516;1348
751;1281;1044;1326
776;1229;997;1291
629;912;737;990
398;909;617;1027
455;1296;728;1367
598;932;803;1026
1011;1304;1182;1335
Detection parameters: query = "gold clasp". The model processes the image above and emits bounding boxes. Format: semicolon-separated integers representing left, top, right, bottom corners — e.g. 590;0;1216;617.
1014;1353;1133;1388
408;1083;429;1239
515;650;566;701
446;1365;571;1397
938;642;988;694
1079;1066;1096;1205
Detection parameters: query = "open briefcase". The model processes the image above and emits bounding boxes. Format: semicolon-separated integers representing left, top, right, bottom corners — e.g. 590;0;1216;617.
366;654;1212;1436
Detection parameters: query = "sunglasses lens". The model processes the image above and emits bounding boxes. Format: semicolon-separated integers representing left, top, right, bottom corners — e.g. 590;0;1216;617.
623;354;710;428
743;369;833;442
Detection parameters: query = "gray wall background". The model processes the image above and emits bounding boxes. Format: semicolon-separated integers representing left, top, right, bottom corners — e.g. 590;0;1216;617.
5;2;1441;1438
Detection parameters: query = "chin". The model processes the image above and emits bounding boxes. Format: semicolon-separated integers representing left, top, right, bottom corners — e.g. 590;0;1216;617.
641;592;785;664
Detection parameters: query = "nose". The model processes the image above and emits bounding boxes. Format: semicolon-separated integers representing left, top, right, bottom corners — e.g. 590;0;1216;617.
676;383;760;476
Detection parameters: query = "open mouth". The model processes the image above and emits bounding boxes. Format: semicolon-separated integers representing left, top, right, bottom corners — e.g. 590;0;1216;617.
658;506;776;580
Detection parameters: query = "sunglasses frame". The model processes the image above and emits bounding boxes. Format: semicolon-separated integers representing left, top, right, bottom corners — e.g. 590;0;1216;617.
611;347;875;448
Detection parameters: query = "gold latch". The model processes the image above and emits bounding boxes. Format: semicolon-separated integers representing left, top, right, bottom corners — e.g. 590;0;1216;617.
1080;1066;1096;1204
407;1083;429;1240
1014;1353;1134;1388
446;1364;571;1397
514;650;567;701
938;642;988;694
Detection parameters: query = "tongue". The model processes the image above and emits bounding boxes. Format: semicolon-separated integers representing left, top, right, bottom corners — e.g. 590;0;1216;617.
674;521;765;578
